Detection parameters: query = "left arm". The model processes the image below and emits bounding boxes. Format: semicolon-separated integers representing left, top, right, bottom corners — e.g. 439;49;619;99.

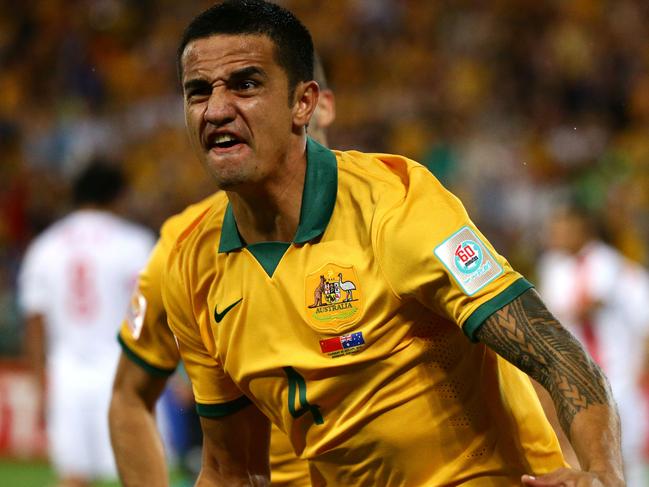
530;378;580;469
197;404;271;486
24;313;47;423
475;288;624;486
109;353;170;487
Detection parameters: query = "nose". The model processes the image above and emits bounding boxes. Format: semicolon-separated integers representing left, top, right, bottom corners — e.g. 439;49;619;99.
204;89;236;126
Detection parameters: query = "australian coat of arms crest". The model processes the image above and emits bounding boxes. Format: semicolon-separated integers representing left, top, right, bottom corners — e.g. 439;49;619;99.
304;264;362;332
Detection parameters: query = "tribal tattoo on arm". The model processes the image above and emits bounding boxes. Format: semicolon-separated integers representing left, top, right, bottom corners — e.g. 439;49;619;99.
475;288;613;436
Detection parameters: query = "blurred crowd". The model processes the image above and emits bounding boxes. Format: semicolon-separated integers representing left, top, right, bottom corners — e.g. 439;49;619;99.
1;0;648;355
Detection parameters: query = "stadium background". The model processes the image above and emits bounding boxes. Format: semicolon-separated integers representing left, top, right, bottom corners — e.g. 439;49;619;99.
0;0;648;484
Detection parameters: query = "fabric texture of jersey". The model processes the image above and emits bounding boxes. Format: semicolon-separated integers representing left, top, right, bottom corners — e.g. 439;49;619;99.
163;139;566;486
18;209;155;479
118;193;310;487
118;195;219;375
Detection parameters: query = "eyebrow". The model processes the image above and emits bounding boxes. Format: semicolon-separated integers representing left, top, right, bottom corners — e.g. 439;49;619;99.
183;66;268;92
183;78;210;93
228;66;268;83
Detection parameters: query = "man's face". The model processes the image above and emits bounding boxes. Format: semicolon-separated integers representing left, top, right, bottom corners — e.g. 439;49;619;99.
546;212;589;254
181;34;302;190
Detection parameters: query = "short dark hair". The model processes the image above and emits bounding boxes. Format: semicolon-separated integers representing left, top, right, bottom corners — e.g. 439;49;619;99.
177;0;314;97
72;159;126;206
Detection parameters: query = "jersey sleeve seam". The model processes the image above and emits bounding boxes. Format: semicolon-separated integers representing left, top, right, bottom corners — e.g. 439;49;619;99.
195;395;253;418
117;334;177;377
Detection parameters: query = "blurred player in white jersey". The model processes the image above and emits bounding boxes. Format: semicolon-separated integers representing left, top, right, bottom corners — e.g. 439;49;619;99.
537;203;649;487
18;161;155;487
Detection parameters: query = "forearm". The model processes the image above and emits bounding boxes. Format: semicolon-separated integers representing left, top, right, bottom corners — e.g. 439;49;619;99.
476;289;624;483
109;354;171;487
567;404;621;478
530;379;580;469
541;345;620;476
544;356;622;480
24;315;46;392
197;407;271;487
109;389;169;487
195;463;269;487
24;315;47;422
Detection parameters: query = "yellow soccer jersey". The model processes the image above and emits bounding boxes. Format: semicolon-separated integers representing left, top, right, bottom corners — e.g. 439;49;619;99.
163;139;567;486
118;193;310;487
119;194;218;374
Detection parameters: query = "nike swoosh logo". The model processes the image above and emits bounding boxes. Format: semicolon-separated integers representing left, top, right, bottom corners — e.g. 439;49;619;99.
213;298;243;323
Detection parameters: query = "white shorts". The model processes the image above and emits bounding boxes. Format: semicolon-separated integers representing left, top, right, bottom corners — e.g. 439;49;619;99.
47;359;117;480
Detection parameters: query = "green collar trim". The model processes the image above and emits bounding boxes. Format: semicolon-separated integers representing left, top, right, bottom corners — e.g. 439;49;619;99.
463;278;534;342
293;137;338;244
218;137;337;253
219;204;241;252
248;242;290;278
196;396;252;418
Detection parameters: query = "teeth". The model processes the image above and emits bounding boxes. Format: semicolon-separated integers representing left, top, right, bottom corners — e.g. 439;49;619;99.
214;134;237;144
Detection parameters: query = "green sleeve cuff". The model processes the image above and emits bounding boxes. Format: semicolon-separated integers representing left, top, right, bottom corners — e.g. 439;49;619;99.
117;334;177;377
462;278;534;342
195;395;253;418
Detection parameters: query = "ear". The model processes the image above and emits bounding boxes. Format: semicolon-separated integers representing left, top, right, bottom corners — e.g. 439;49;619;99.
291;80;320;129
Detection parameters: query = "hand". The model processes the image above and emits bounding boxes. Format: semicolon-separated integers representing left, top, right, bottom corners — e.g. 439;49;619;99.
521;468;623;486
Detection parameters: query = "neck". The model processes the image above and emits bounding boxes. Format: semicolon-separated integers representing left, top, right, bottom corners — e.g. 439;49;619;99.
227;137;307;245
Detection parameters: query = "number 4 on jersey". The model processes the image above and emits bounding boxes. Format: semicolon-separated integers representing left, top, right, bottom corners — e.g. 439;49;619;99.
283;366;324;425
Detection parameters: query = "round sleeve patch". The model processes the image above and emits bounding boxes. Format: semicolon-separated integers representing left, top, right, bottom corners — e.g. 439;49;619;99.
434;226;503;296
126;289;147;339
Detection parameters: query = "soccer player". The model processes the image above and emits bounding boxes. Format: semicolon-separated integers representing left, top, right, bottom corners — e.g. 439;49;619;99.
537;203;649;487
18;161;155;487
108;56;335;486
158;1;625;485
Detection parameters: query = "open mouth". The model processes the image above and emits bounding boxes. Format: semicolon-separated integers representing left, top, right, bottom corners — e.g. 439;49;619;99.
209;133;243;150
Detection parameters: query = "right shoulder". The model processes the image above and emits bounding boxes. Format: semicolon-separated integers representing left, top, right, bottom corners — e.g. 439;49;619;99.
21;217;68;264
162;192;229;291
